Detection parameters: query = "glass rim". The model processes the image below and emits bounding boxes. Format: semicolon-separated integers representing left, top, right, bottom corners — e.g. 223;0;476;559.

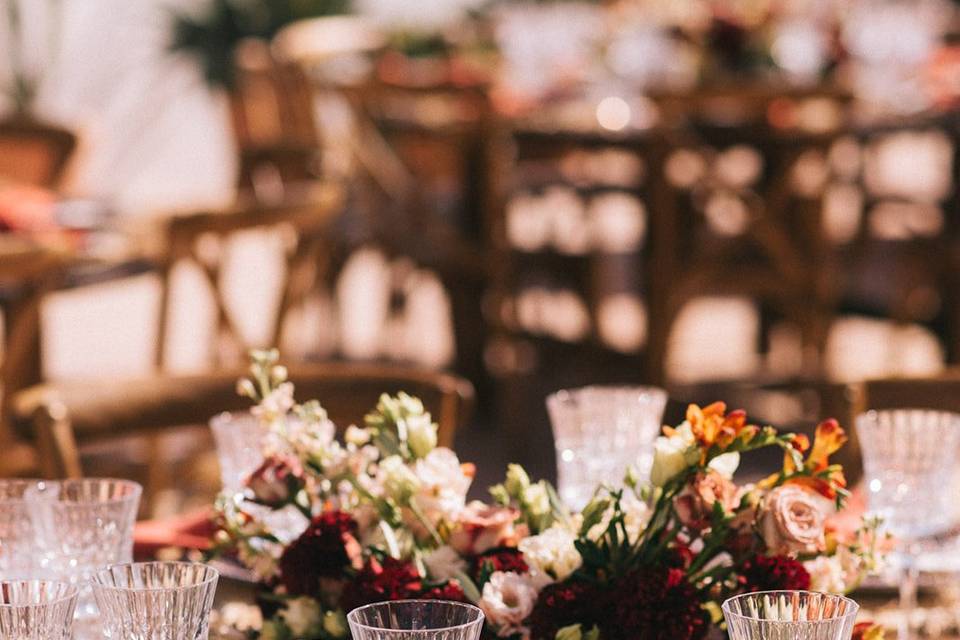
92;561;219;593
0;478;45;504
33;478;143;506
722;590;859;623
346;599;485;634
0;580;80;608
547;384;667;404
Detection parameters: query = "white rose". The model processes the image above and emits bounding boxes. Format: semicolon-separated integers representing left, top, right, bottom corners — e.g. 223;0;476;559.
524;482;551;517
279;597;323;638
412;448;472;525
650;422;700;487
424;545;468;582
479;572;539;637
406;413;438;458
518;525;582;582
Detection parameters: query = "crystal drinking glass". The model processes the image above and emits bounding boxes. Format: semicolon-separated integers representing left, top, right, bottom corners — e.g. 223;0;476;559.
347;600;484;640
0;480;44;579
91;562;219;640
26;478;142;634
722;591;860;640
546;385;667;509
855;409;960;639
0;580;79;640
209;411;268;494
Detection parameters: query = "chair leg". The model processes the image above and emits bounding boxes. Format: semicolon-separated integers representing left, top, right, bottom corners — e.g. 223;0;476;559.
34;402;82;479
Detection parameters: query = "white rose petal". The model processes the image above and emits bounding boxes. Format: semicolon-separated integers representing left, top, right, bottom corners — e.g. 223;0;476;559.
708;452;740;478
650;425;699;487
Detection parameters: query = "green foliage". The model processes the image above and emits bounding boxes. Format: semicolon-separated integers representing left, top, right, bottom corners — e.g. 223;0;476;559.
169;0;350;89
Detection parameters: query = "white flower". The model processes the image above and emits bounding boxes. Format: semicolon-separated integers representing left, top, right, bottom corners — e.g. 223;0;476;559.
279;597;323;638
518;525;582;582
709;452;740;478
804;555;847;594
649;422;700;487
424;545;468;582
406;413;438;458
252;382;295;421
378;455;421;503
478;572;539;638
412;448;471;526
345;425;371;446
524;482;551;518
238;539;282;581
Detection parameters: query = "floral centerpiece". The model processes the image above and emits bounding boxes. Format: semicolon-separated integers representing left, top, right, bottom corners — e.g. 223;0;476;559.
212;351;885;640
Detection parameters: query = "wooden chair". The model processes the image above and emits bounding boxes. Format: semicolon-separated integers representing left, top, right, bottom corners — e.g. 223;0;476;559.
13;361;474;480
0;118;76;188
156;184;344;369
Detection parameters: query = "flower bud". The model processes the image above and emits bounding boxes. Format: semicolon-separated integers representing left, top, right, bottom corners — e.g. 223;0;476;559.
406;414;438;458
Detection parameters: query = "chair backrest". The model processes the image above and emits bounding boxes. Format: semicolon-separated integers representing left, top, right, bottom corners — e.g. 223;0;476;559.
0;118;76;188
155;186;344;369
17;361;474;479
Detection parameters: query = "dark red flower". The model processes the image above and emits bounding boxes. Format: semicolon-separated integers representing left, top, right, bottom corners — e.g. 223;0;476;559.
528;579;605;640
604;566;709;640
341;556;466;612
246;455;304;508
738;554;811;593
470;547;529;582
279;511;360;596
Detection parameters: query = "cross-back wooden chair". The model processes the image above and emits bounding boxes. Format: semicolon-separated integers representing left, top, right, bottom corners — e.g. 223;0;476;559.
13;361;474;480
155;184;344;369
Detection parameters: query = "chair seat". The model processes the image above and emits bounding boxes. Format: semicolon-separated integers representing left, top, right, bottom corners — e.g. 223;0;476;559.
13;362;472;446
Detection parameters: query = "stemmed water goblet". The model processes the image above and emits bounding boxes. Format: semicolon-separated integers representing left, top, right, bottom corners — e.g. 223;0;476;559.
546;385;667;509
855;409;960;640
26;478;142;638
722;591;860;640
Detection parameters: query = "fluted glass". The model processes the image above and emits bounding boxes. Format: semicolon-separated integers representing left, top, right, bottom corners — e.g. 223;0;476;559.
347;600;484;640
856;409;960;540
91;562;219;640
547;385;667;509
723;591;859;640
0;580;79;640
209;411;268;494
0;480;44;579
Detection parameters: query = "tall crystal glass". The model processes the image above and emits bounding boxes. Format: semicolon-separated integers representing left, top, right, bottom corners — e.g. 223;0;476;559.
26;478;141;635
546;385;667;509
91;562;219;640
856;409;960;640
347;600;484;640
0;580;79;640
722;591;860;640
209;411;268;494
0;480;44;579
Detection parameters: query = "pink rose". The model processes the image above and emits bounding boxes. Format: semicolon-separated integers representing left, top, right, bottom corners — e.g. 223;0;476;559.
246;455;305;508
759;484;835;556
448;501;520;555
674;470;739;530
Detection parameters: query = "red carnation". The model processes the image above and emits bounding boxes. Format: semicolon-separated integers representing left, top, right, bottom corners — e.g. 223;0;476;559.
470;547;529;582
279;511;360;596
528;579;605;640
341;556;466;612
604;566;709;640
738;554;811;593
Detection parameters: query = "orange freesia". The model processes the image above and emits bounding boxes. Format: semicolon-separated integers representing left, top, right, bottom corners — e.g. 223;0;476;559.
685;402;757;451
852;622;886;640
808;419;847;472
